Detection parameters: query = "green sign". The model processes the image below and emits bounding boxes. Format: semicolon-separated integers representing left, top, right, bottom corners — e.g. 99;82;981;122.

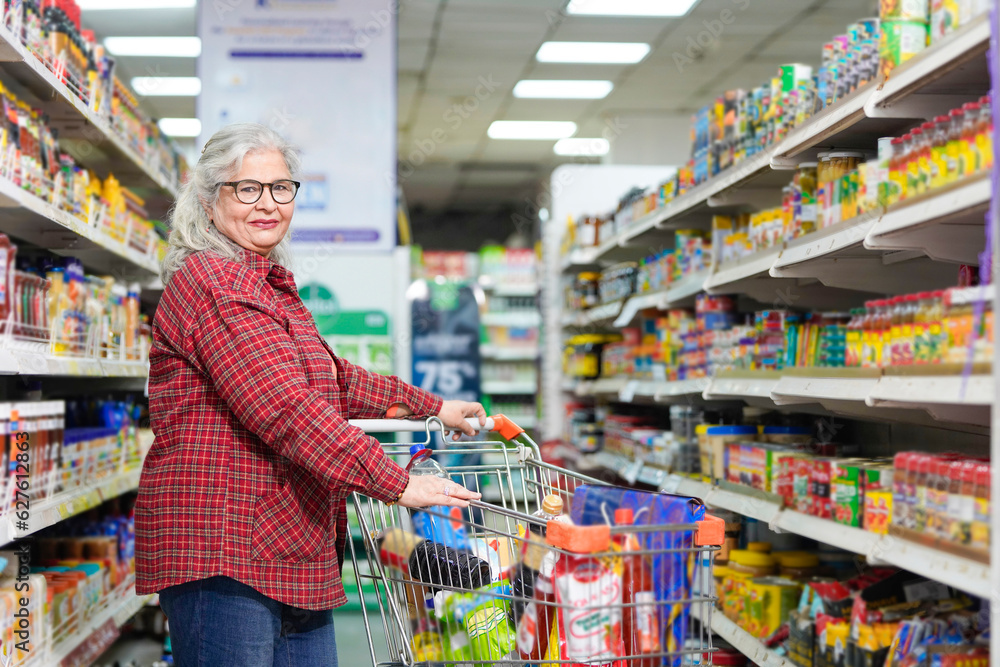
299;283;390;336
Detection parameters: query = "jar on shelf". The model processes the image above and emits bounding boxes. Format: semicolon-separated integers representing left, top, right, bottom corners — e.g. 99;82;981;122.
576;272;601;309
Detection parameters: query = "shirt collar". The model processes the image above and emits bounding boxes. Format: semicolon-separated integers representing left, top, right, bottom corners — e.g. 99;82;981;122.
239;248;294;286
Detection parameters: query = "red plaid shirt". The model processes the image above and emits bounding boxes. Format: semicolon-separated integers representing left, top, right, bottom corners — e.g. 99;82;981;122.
135;250;442;610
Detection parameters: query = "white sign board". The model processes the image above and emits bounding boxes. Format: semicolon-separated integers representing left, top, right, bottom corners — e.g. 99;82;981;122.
198;0;396;252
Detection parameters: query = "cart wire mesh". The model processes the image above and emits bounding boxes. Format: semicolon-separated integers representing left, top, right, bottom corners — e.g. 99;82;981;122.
346;417;718;667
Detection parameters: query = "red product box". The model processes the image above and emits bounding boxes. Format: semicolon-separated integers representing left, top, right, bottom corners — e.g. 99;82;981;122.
793;458;813;514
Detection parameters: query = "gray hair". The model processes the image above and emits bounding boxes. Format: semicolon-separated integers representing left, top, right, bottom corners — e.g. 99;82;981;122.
160;123;302;285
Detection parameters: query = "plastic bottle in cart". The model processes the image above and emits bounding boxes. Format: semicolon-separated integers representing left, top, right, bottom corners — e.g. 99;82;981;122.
615;508;659;667
407;444;468;549
510;494;568;624
515;550;558;663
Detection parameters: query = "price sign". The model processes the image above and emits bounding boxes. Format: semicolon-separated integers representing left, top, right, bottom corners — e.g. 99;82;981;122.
411;282;481;403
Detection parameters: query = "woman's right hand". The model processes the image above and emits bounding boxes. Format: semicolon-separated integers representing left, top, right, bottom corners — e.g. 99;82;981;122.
397;475;481;509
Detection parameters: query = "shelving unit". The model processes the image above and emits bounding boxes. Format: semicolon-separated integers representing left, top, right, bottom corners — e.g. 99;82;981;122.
541;8;1000;664
0;19;178;663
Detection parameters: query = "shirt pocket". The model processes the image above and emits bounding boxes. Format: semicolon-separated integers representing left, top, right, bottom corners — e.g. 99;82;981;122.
250;479;328;563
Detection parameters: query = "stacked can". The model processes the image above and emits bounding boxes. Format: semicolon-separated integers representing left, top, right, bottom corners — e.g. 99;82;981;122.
879;0;928;78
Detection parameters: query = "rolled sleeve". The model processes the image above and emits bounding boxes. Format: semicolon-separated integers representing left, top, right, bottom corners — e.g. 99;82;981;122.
339;359;443;420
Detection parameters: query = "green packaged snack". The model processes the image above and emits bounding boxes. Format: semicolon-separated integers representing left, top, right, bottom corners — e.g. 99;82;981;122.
438;583;517;663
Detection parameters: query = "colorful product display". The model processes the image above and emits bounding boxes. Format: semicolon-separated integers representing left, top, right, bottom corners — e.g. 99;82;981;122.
2;0;189;186
0;82;168;263
0;497;137;663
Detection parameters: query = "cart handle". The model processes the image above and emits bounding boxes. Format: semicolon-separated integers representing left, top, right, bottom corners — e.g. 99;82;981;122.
347;415;526;440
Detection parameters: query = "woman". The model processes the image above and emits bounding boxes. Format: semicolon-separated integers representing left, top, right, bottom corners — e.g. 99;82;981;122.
135;122;484;666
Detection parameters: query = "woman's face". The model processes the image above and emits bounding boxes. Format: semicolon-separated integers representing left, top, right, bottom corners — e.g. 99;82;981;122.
211;148;294;258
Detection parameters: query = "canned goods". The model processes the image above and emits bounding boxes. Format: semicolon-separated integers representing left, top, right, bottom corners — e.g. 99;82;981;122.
880;0;930;21
879;20;928;77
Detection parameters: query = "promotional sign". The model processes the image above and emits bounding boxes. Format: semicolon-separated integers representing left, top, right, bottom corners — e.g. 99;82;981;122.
410;282;481;403
295;251;398;374
198;0;396;252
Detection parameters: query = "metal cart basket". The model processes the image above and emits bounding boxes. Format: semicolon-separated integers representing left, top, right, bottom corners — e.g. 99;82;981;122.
345;416;720;667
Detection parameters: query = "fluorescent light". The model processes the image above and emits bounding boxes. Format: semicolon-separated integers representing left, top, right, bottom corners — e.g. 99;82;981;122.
104;37;201;57
488;121;577;140
132;77;201;97
554;138;611;156
536;42;651;64
158;118;202;138
79;0;195;8
567;0;699;16
513;80;614;99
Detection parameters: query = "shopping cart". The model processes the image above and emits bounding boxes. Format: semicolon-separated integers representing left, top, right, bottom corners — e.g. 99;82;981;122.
345;416;721;667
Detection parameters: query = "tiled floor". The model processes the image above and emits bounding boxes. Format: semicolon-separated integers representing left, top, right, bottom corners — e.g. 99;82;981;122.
94;613;390;666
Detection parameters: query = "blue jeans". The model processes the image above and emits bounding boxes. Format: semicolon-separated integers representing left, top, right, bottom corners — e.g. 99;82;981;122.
159;576;338;667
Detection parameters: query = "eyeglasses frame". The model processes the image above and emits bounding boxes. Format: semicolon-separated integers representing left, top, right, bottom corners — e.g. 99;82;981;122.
218;179;302;205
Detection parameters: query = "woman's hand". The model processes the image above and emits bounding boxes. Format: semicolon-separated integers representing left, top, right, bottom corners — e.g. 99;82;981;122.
437;400;487;441
397;474;481;508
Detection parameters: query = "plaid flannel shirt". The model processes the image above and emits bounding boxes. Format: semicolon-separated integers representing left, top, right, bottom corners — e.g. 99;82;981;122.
135;250;442;610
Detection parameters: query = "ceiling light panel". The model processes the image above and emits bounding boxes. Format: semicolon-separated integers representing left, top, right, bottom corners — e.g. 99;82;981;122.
566;0;699;16
513;80;614;99
159;118;202;137
104;37;201;57
554;138;610;156
488;121;577;140
131;77;201;96
536;42;651;64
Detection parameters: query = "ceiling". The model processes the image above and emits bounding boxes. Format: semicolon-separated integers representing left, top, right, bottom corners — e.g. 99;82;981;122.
81;0;877;246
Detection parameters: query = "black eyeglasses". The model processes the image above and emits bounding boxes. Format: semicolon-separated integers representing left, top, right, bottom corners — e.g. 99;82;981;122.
219;179;301;205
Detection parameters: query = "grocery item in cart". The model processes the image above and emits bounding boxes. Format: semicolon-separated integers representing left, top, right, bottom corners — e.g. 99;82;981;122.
510;494;569;623
439;582;518;662
571;486;706;666
515;550;559;663
408;539;493;592
407;444;469;549
551;543;625;666
615;508;659;666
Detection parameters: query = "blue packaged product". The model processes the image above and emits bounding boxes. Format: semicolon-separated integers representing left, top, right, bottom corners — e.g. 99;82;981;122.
570;486;706;667
407;446;469;549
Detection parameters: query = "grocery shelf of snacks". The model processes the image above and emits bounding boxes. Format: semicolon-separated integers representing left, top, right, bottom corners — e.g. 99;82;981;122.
698;609;797;667
0;175;161;279
558;16;990;272
50;587;154;667
0;21;182;198
660;474;989;598
0;425;152;545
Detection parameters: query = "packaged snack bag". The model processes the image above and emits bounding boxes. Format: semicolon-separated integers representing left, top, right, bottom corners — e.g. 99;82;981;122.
552;550;625;667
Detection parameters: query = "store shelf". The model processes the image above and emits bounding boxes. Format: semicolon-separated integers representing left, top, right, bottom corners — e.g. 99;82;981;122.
480;345;539;361
51;589;155;667
864;174;990;264
0;345;148;377
662;474;989;597
0;175;160;279
481;381;537;395
706;611;797;667
558;16;990;274
486;283;538;297
614;270;709;327
0;25;179;199
0;468;142;545
704;246;784;297
481;312;541;328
